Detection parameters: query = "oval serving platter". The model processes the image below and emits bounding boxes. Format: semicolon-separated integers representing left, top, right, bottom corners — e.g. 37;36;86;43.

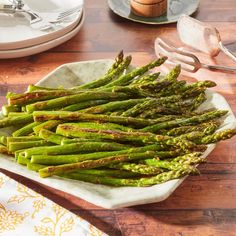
0;59;235;209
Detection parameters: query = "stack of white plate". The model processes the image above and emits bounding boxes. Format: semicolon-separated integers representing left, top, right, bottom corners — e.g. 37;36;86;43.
0;0;84;59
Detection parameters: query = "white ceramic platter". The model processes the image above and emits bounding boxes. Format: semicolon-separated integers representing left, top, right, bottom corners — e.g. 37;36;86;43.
0;59;236;209
0;0;83;50
0;11;84;59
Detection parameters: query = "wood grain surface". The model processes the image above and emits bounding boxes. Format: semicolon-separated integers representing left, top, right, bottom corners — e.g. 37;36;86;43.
1;0;236;235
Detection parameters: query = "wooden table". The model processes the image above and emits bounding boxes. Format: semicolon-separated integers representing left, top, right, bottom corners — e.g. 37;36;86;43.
1;0;236;235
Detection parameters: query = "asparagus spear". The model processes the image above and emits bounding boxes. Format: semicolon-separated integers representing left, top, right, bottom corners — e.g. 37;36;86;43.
62;100;109;111
15;150;27;160
56;123;155;143
180;80;217;92
33;120;62;135
8;140;53;152
137;65;181;93
0;144;9;154
81;98;147;114
5;91;17;99
33;111;159;127
38;129;71;145
27;163;46;172
56;123;197;150
0;114;33;128
107;50;124;73
161;65;181;82
8;90;79;106
142;110;228;133
130;72;160;86
110;110;126;116
60;167;197;187
190;92;206;111
143;153;204;170
164;121;221;136
182;87;206;98
196;129;236;144
7;136;42;143
121;95;181;117
103;57;167;87
34;112;190;131
72;169;140;178
61;138;103;145
7;112;28;117
109;162;162;175
172;152;204;164
56;121;135;132
2;105;21;116
108;85;153;97
138;105;188;118
39;151;158;177
31;147;180;165
142;161;194;171
138;80;173;95
12;122;41;137
76;55;132;89
23;141;131;158
31;164;140;177
0;136;7;145
26;91;131;113
17;155;31;165
177;131;206;142
157;81;187;97
27;84;63;92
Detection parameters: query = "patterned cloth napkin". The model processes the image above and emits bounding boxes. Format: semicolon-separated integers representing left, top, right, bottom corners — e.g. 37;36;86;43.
0;172;106;236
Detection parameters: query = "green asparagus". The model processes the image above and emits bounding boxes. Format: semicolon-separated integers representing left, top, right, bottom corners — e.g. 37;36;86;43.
33;111;159;127
31;147;181;165
142;110;228;133
61;167;197;187
26;91;131;113
23;141;131;158
39;151;158;177
12;122;41;137
109;162;162;175
0;114;33;128
76;55;132;89
103;57;167;87
38;129;71;145
33;120;62;135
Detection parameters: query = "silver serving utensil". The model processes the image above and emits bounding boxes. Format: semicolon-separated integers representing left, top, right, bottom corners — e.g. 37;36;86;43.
0;0;42;23
155;37;236;73
177;15;236;63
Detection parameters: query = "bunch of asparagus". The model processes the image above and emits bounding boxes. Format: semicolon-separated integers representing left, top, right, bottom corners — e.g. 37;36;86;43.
0;51;235;187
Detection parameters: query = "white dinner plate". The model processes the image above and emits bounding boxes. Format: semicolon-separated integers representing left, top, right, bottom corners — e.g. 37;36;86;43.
0;59;236;209
0;0;83;50
0;11;84;59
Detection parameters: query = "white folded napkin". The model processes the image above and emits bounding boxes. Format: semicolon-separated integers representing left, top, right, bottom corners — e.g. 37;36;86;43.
0;172;106;236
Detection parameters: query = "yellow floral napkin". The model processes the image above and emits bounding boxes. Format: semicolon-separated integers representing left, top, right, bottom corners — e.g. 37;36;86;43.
0;172;106;236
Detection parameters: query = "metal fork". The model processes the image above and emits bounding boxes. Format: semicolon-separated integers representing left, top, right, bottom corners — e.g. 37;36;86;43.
46;5;82;23
155;38;236;73
0;0;42;23
0;1;81;26
30;5;82;31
